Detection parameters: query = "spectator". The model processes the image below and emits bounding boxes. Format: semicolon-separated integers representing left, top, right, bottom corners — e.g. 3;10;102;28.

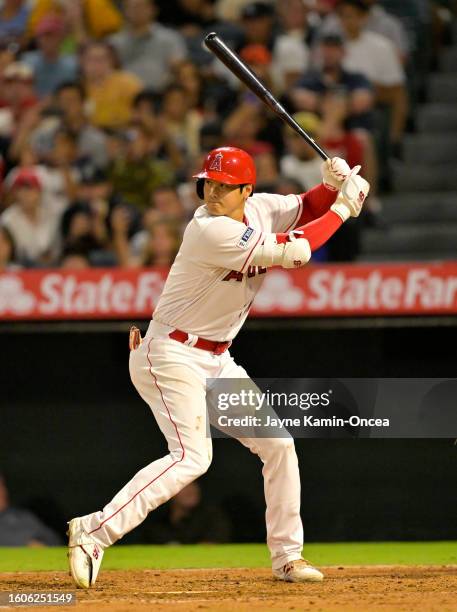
4;131;77;212
174;59;238;121
55;82;108;166
240;2;276;47
199;120;223;152
22;15;77;98
60;246;91;269
360;0;410;63
0;38;17;82
215;0;255;21
73;167;114;245
156;0;216;31
280;110;361;262
320;0;410;63
292;33;374;132
223;97;273;157
4;69;44;166
60;200;108;263
107;127;175;210
160;84;203;160
0;167;62;265
255;150;280;191
280;111;323;190
112;211;180;268
28;0;122;47
128;185;187;256
314;0;339;18
281;105;365;190
0;473;61;546
0;225;18;270
109;0;187;93
173;60;203;112
272;0;313;93
37;129;80;209
223;75;279;158
142;481;231;544
212;3;274;88
131;90;184;171
81;41;143;130
0;62;39;140
291;33;376;190
335;0;408;149
10;128;79;210
150;185;186;222
12;81;108;182
240;43;274;90
318;93;365;169
0;0;30;49
273;175;303;197
223;44;283;157
76;167;113;215
137;217;181;266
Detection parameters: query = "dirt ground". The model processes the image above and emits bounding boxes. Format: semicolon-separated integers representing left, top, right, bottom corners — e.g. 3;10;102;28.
1;566;457;612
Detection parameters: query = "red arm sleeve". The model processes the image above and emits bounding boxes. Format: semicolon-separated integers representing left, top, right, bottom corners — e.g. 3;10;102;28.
293;183;339;228
277;210;343;251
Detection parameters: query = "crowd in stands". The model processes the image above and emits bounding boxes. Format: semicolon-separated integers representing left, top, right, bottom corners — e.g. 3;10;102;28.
0;0;454;270
0;472;62;546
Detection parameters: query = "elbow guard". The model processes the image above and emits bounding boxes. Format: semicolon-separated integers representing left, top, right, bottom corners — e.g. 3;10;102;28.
251;233;311;269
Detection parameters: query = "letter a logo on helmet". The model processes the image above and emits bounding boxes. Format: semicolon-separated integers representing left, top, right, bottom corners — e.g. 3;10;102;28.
193;147;256;186
209;152;223;172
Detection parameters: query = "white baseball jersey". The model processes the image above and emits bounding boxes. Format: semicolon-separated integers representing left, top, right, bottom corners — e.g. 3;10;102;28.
153;192;304;341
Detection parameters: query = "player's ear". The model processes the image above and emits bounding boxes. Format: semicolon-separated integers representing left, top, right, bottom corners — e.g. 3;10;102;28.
242;184;253;198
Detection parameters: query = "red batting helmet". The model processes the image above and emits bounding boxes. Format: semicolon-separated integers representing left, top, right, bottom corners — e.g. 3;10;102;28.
193;147;256;186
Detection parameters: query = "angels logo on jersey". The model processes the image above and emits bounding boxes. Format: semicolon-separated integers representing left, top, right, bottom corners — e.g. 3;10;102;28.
209;152;223;172
223;266;267;282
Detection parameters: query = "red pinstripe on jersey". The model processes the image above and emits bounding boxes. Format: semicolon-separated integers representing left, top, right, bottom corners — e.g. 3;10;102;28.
88;338;185;535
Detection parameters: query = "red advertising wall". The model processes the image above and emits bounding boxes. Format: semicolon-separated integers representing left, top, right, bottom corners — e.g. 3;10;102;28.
1;262;457;320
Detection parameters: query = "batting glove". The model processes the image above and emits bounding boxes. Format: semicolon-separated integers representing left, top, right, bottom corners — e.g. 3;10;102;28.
330;171;370;222
321;157;352;190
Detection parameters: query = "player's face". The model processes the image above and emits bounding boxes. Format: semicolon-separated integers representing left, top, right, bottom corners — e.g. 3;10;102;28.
204;179;252;221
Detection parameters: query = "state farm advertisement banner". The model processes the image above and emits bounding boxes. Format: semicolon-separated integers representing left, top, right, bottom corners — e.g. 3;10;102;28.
1;262;457;320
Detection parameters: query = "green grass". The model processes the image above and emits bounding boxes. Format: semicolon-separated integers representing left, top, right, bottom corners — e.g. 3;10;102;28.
1;542;456;573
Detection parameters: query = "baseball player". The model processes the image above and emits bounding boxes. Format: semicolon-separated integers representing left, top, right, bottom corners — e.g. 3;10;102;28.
68;147;369;586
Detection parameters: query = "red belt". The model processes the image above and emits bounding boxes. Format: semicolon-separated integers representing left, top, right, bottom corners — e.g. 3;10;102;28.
169;329;231;355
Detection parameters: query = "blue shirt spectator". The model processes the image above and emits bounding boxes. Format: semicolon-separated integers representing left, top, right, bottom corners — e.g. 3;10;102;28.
292;34;375;132
295;69;374;131
22;15;77;97
0;0;29;45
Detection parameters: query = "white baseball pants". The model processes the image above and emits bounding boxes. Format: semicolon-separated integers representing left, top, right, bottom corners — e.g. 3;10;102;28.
80;320;303;569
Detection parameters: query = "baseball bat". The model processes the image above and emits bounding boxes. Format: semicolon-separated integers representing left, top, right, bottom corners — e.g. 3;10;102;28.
204;32;329;161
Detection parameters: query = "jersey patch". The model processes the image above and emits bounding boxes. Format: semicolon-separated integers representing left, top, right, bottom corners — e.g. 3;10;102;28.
237;226;255;249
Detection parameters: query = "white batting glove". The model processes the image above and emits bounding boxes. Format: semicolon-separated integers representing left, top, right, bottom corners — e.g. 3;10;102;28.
330;171;370;222
282;232;311;268
321;157;352;190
